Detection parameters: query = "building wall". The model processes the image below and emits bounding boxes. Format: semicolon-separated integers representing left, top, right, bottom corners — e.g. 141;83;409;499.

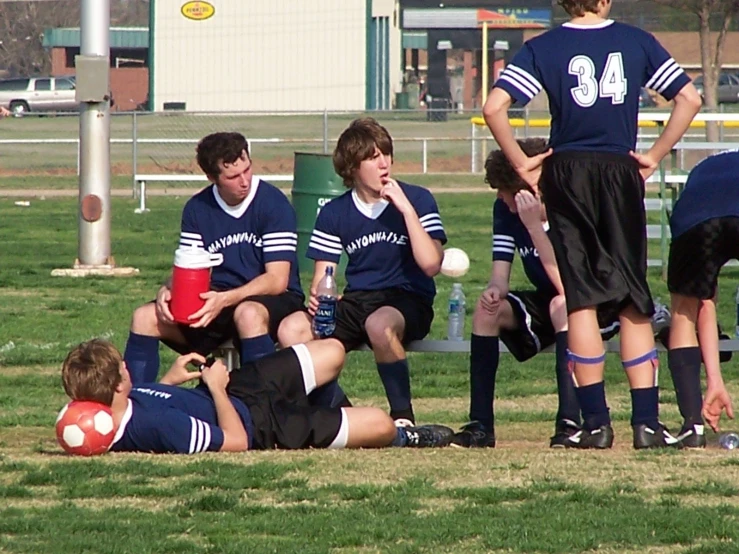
50;47;149;111
152;0;374;111
374;0;403;97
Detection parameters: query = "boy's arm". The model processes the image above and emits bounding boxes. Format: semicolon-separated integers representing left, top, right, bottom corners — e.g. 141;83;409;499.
515;191;564;296
697;299;734;432
482;89;552;192
201;361;249;452
480;261;512;317
631;83;702;180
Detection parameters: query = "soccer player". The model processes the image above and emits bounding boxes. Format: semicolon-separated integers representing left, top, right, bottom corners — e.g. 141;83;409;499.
278;118;446;426
453;139;624;448
61;338;455;453
123;132;305;384
483;0;702;448
665;150;737;448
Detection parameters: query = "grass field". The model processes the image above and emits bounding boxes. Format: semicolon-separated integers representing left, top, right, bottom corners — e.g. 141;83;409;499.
2;191;739;553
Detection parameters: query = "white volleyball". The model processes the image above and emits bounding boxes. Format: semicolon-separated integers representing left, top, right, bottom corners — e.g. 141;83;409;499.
440;248;470;278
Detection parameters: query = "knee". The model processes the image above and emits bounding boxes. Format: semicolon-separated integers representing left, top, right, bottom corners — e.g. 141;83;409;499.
130;302;159;334
365;313;400;348
549;295;568;331
472;297;499;333
372;410;398;444
233;301;269;330
277;312;313;347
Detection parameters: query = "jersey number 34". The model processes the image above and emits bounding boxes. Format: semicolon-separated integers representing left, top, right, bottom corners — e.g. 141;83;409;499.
568;52;627;107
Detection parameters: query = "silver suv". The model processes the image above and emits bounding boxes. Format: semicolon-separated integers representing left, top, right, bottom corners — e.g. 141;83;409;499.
0;76;78;115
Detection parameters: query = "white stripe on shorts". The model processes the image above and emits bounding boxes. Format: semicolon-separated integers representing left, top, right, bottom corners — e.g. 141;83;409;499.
328;408;349;449
291;343;317;394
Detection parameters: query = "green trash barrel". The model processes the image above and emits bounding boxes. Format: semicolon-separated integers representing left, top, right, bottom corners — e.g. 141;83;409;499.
395;91;410;110
291;152;347;273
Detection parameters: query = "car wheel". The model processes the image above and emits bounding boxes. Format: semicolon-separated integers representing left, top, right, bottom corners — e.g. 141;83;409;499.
9;101;29;117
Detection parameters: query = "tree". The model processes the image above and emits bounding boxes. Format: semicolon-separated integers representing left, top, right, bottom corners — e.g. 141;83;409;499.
0;0;149;77
651;0;739;141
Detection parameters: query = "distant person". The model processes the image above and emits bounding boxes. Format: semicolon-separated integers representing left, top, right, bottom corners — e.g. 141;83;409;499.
123;132;305;384
278;118;446;427
0;106;10;118
61;338;455;453
482;0;701;449
665;150;737;448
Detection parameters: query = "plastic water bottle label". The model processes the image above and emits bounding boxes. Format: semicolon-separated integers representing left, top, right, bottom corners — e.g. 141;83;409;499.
449;299;462;315
313;295;338;338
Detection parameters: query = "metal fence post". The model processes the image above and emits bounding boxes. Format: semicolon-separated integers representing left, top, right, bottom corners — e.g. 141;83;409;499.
471;122;477;173
323;109;328;154
422;139;428;174
132;111;138;197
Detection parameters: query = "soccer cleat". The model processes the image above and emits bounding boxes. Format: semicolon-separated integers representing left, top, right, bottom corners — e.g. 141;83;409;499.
549;419;582;448
676;423;707;449
403;424;454;448
394;418;415;428
450;420;496;448
564;424;615;449
633;422;680;449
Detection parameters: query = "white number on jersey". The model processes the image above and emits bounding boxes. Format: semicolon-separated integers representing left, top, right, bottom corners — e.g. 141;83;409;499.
568;52;628;107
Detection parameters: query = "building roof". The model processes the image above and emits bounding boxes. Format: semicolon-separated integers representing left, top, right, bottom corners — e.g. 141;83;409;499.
42;27;149;49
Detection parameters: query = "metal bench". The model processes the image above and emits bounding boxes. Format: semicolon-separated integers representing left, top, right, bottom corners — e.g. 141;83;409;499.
214;338;739;371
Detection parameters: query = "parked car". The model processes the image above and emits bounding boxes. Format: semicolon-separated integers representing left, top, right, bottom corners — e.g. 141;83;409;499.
0;76;78;115
639;87;657;108
692;72;739;104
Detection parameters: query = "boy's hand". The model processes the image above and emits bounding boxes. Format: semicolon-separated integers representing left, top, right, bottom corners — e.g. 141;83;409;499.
188;291;228;328
160;352;205;385
380;179;413;216
516;150;552;193
703;384;735;433
480;285;504;317
201;360;231;392
514;190;543;231
155;286;175;324
629;150;659;182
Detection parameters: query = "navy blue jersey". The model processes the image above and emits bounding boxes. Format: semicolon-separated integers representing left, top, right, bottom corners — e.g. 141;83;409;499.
495;20;690;153
179;178;303;297
110;384;255;454
306;182;447;301
492;199;557;297
671;150;739;238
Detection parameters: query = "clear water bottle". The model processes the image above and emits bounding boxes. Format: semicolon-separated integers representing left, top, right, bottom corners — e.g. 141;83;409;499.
719;431;739;450
735;286;739;338
312;266;338;339
447;283;466;341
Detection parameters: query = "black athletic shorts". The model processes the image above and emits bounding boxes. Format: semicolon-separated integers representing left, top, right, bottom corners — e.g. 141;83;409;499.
668;217;739;299
226;346;344;450
502;290;621;361
330;289;434;351
164;291;305;356
542;151;654;317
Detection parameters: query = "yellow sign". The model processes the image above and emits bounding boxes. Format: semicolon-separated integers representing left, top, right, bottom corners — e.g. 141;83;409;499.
181;1;215;21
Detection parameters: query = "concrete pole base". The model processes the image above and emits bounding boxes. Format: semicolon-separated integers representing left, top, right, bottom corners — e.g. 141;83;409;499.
51;258;140;277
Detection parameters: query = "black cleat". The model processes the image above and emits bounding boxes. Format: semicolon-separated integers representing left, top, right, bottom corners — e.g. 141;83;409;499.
550;419;582;448
676;423;707;449
403;424;454;448
564;424;614;449
633;422;680;449
450;420;496;448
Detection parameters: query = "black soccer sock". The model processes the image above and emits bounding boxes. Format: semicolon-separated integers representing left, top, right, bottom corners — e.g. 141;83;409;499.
630;386;660;428
123;331;160;384
239;334;275;365
668;346;703;427
468;334;499;433
376;359;413;422
554;331;581;425
575;381;611;431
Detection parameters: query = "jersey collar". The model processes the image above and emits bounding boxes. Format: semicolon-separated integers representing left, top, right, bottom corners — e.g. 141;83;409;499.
351;189;389;219
112;399;133;445
562;19;614;30
211;175;260;218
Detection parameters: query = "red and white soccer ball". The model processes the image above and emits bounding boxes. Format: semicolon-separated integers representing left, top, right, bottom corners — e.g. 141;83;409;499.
55;400;115;456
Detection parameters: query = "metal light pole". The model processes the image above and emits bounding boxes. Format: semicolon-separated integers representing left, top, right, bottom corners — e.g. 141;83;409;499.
52;0;137;277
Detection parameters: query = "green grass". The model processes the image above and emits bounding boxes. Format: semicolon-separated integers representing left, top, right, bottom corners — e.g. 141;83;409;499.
2;191;739;553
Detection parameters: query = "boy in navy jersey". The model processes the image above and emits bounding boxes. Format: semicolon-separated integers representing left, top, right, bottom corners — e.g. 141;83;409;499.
61;338;455;453
665;150;737;448
123;133;305;384
278;118;446;426
483;0;701;448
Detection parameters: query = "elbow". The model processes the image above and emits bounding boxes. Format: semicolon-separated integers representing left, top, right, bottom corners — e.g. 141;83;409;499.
422;261;442;277
273;275;289;294
220;434;249;452
679;85;703;113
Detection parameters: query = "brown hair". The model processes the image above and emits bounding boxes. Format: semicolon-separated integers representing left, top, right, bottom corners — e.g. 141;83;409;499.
484;138;548;194
61;339;123;406
333;118;394;187
558;0;603;17
196;132;251;178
